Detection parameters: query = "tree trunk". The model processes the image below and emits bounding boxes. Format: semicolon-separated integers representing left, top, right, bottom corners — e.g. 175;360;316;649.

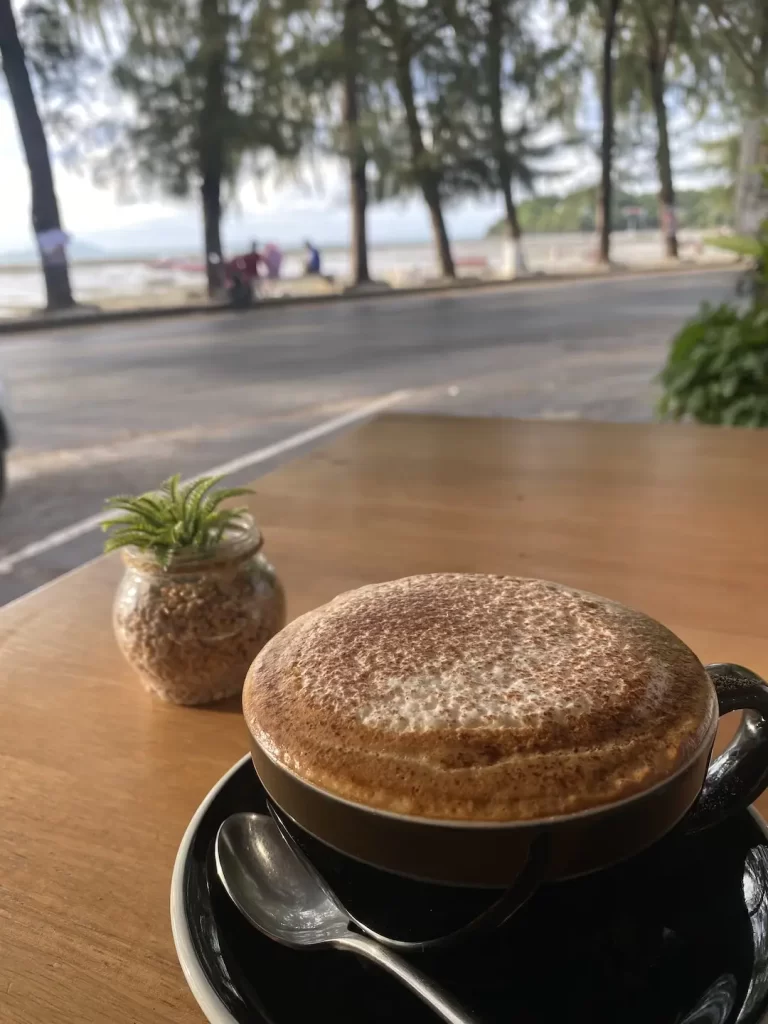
487;0;526;276
736;117;768;234
735;7;768;233
423;176;455;278
649;60;677;258
201;176;223;296
384;0;455;278
754;1;767;117
198;0;226;297
343;0;370;285
394;54;455;278
0;0;74;311
597;0;622;265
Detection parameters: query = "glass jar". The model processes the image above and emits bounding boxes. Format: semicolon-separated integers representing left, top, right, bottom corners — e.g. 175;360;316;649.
113;515;285;705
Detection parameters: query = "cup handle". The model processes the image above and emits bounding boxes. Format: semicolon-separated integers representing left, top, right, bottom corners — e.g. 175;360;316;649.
685;663;768;833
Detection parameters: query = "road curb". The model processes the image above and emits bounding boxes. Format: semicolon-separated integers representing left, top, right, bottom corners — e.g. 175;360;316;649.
0;260;739;337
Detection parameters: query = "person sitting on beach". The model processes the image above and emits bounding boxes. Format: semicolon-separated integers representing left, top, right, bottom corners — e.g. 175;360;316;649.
304;240;321;276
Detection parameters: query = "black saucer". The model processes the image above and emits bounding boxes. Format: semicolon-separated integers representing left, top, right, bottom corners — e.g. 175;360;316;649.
172;756;768;1024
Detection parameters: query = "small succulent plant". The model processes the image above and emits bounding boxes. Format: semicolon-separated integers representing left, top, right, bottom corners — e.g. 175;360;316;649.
102;474;253;566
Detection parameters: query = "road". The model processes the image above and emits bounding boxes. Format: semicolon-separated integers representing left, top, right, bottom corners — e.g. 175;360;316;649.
0;267;735;605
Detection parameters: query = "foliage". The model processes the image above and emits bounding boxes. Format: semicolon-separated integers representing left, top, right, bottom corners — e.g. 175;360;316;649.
707;161;768;301
360;1;464;201
102;474;253;565
0;0;76;308
417;0;574;199
656;304;768;426
696;0;768;117
708;229;767;261
348;0;572;209
87;0;313;202
16;0;104;160
486;184;734;234
697;132;741;184
6;0;767;285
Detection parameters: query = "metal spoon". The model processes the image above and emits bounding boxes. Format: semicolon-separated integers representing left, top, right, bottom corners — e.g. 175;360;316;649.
215;812;478;1024
267;798;547;953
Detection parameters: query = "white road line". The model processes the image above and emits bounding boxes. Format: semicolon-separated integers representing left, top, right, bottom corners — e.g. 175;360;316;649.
0;388;411;575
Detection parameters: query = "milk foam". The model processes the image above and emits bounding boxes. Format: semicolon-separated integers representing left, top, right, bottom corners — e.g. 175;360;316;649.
243;574;717;821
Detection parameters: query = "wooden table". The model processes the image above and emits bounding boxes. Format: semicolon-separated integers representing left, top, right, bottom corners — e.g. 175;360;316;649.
2;414;768;1023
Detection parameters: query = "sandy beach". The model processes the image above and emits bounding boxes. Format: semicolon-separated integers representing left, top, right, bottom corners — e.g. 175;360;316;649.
0;229;729;318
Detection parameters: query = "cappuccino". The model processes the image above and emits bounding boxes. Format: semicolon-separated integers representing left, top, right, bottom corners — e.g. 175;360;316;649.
243;575;716;822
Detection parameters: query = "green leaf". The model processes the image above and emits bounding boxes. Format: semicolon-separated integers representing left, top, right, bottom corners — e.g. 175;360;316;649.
657;302;768;427
104;531;164;554
101;516;136;532
706;235;763;259
103;497;147;515
102;472;254;561
205;486;254;509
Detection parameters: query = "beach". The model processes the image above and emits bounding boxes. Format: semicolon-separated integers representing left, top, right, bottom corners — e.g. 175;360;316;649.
0;229;727;318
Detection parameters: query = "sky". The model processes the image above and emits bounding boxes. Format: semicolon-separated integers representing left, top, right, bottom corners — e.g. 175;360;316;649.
0;95;526;257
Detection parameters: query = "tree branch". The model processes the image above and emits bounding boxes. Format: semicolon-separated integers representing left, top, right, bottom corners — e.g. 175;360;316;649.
661;0;681;65
704;0;757;76
635;0;659;63
365;2;395;48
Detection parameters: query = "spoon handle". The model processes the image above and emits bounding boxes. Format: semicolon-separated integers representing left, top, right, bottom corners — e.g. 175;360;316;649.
334;932;479;1024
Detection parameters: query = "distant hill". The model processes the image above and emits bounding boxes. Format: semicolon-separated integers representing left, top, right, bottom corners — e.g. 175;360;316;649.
486;186;735;236
0;239;106;263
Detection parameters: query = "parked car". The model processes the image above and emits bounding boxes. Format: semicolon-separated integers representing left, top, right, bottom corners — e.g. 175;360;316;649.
0;381;13;503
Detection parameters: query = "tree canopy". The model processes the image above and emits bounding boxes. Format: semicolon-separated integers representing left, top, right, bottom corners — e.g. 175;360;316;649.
1;0;765;300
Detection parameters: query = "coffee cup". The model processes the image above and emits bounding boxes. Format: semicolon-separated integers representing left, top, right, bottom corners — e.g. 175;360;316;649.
243;575;768;890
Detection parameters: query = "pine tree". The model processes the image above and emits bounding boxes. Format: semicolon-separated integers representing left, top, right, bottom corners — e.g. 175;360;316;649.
305;0;374;285
99;0;313;296
564;0;623;264
697;1;767;234
343;0;371;284
596;0;623;264
619;0;686;258
439;0;575;276
367;0;456;278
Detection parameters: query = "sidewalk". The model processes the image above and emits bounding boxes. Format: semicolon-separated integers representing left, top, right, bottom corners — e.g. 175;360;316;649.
0;257;739;336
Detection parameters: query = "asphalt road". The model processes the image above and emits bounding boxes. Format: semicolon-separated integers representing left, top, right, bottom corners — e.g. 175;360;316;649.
0;267;736;605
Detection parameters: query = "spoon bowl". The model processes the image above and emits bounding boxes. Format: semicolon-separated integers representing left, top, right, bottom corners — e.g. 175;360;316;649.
215;812;477;1024
216;811;348;946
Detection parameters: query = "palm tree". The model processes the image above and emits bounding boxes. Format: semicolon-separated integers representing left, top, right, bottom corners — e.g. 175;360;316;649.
0;0;75;310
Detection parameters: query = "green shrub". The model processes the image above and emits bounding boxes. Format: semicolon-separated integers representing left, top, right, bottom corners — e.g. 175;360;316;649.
657;304;768;427
707;159;768;305
708;226;768;305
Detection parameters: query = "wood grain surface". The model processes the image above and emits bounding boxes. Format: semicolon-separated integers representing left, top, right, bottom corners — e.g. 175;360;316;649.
2;413;768;1023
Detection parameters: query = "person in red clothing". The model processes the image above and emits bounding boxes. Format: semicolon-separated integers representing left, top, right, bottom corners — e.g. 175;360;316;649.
230;241;263;281
225;242;263;307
